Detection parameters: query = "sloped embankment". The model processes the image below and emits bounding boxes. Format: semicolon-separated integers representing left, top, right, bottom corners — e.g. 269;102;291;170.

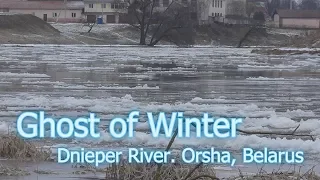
0;13;76;44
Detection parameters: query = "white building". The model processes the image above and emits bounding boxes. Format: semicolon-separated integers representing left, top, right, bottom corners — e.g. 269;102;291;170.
0;0;84;23
273;9;320;29
209;0;226;17
84;0;128;23
198;0;247;24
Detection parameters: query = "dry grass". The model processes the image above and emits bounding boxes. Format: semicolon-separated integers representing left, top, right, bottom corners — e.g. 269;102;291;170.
101;128;320;180
0;165;30;176
229;170;320;180
0;135;50;161
34;169;58;175
71;162;105;175
105;161;217;180
103;162;320;180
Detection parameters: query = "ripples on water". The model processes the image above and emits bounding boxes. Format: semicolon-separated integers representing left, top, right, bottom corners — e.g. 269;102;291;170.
0;45;319;155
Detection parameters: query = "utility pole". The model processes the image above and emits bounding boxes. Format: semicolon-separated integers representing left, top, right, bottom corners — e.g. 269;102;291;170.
64;0;67;20
100;0;104;23
101;0;104;20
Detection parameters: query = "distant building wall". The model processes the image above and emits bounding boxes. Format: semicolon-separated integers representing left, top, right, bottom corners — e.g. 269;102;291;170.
274;14;280;27
281;18;320;29
272;9;320;29
212;16;254;25
84;1;127;23
209;0;227;17
8;9;83;22
204;0;247;25
84;2;126;13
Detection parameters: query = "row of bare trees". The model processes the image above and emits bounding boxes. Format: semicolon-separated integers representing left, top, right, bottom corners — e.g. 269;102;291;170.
267;0;320;15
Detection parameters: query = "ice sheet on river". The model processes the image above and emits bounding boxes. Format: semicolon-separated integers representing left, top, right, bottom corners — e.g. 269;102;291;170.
0;45;319;157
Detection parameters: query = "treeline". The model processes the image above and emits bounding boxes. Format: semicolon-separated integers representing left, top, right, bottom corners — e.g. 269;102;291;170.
268;0;320;15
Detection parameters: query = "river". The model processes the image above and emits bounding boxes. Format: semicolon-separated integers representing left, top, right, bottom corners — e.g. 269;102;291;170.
0;45;319;179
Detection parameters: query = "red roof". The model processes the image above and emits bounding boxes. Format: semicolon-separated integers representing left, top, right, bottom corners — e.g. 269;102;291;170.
0;0;84;10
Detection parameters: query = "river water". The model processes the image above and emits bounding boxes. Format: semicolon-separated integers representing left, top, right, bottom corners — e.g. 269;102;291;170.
0;45;319;179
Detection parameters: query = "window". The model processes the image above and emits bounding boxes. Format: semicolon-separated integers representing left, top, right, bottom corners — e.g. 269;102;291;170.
220;13;222;16
163;0;169;7
89;4;94;8
217;0;219;8
212;13;214;16
111;3;125;9
212;0;214;7
101;3;106;8
72;13;76;18
53;12;57;17
220;0;222;8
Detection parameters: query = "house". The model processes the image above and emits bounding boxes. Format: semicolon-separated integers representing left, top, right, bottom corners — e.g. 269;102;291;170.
202;0;247;24
273;9;320;29
0;0;84;23
83;0;128;23
209;0;226;18
209;0;246;18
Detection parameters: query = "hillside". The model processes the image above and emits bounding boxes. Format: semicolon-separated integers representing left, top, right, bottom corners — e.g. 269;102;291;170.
0;13;316;47
52;23;306;47
0;13;76;44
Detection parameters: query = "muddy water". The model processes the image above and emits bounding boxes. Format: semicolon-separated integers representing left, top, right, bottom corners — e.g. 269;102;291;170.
0;45;319;179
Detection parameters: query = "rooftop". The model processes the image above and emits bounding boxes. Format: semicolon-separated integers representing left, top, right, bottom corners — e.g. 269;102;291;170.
83;0;119;3
274;9;320;18
0;0;84;10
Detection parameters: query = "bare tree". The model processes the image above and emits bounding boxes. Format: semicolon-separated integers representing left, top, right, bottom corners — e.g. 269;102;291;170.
267;0;295;15
226;0;247;17
246;2;256;18
267;0;280;15
300;0;319;10
196;0;211;24
117;0;195;46
147;3;195;46
280;0;293;9
87;23;96;33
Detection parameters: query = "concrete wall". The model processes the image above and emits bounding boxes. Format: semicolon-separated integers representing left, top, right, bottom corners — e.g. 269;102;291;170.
213;16;253;25
274;14;280;28
8;9;83;22
274;13;320;29
206;0;246;21
281;18;320;29
84;2;127;23
84;13;121;23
